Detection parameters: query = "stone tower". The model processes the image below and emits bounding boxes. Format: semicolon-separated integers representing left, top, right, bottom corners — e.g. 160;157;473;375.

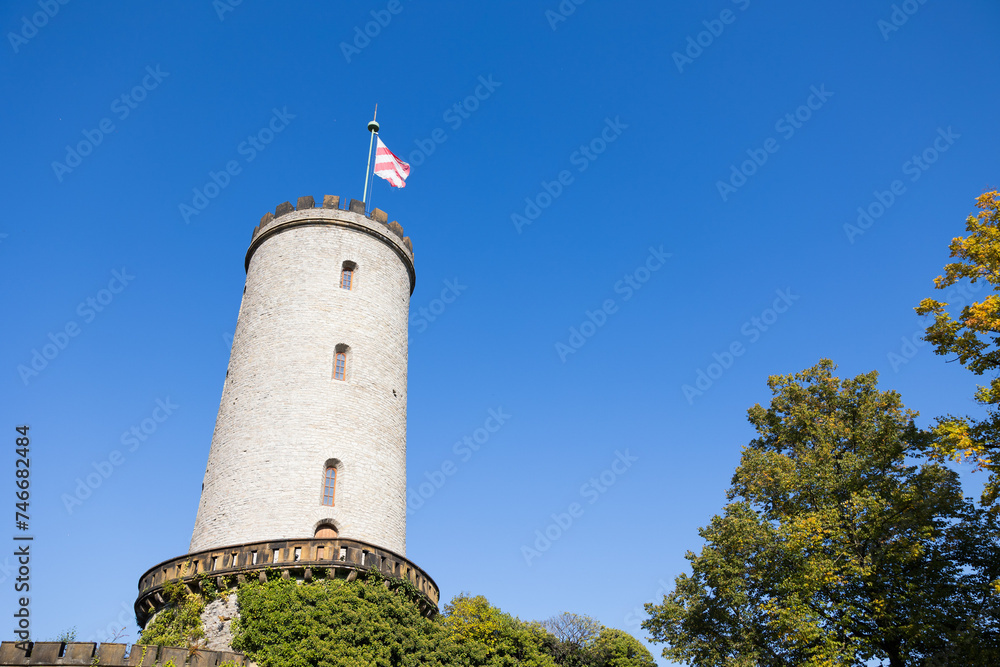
135;196;438;632
190;195;413;554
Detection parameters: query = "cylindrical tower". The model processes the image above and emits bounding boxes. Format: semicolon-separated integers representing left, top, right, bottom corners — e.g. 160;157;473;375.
190;195;415;555
135;195;438;633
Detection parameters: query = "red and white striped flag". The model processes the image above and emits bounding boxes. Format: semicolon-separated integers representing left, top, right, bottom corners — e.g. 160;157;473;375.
373;137;410;188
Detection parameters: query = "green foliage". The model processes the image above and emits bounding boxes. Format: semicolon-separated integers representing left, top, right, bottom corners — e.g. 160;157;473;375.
442;594;555;666
196;572;220;602
534;614;656;667
916;190;1000;506
53;626;77;642
591;629;656;667
643;361;1000;667
232;573;463;667
138;579;206;648
230;573;650;667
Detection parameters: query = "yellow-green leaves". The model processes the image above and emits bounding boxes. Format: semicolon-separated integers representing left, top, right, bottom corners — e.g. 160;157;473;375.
643;362;1000;666
918;191;1000;507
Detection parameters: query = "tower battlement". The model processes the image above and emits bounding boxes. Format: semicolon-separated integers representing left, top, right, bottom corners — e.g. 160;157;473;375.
249;195;414;289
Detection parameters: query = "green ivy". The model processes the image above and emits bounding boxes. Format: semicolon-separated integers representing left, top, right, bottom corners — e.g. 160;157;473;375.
196;573;219;602
138;579;206;648
231;574;457;667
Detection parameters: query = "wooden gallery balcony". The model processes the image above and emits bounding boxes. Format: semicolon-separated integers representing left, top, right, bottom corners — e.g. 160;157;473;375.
135;538;439;626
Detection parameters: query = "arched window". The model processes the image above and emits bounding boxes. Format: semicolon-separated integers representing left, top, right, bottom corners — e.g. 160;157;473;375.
322;466;337;506
341;261;357;290
334;344;350;381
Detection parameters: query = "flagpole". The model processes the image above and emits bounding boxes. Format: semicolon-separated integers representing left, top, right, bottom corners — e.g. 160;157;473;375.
362;105;379;209
369;126;381;215
369;127;379;215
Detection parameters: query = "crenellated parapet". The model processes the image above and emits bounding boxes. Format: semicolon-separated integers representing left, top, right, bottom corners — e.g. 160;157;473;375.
135;538;440;628
0;642;246;666
248;196;415;290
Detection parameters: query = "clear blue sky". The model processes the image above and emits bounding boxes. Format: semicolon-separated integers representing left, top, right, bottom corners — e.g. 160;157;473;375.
2;1;998;663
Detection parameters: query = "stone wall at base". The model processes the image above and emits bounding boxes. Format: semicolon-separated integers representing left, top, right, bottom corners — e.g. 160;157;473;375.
201;594;239;652
0;642;247;666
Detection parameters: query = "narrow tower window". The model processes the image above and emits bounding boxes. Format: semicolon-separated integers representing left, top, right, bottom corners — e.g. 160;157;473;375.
333;344;350;381
340;261;357;290
323;466;337;506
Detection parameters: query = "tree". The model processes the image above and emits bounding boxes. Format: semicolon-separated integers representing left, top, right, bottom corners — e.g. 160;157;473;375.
441;593;556;666
591;628;657;667
540;612;603;648
916;190;1000;506
643;361;999;666
535;613;656;667
537;613;602;665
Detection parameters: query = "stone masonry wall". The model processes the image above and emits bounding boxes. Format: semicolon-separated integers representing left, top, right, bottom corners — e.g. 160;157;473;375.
189;205;412;555
201;593;239;652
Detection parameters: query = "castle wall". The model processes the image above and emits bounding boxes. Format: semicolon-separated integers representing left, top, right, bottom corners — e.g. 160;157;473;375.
189;201;413;555
0;642;245;666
